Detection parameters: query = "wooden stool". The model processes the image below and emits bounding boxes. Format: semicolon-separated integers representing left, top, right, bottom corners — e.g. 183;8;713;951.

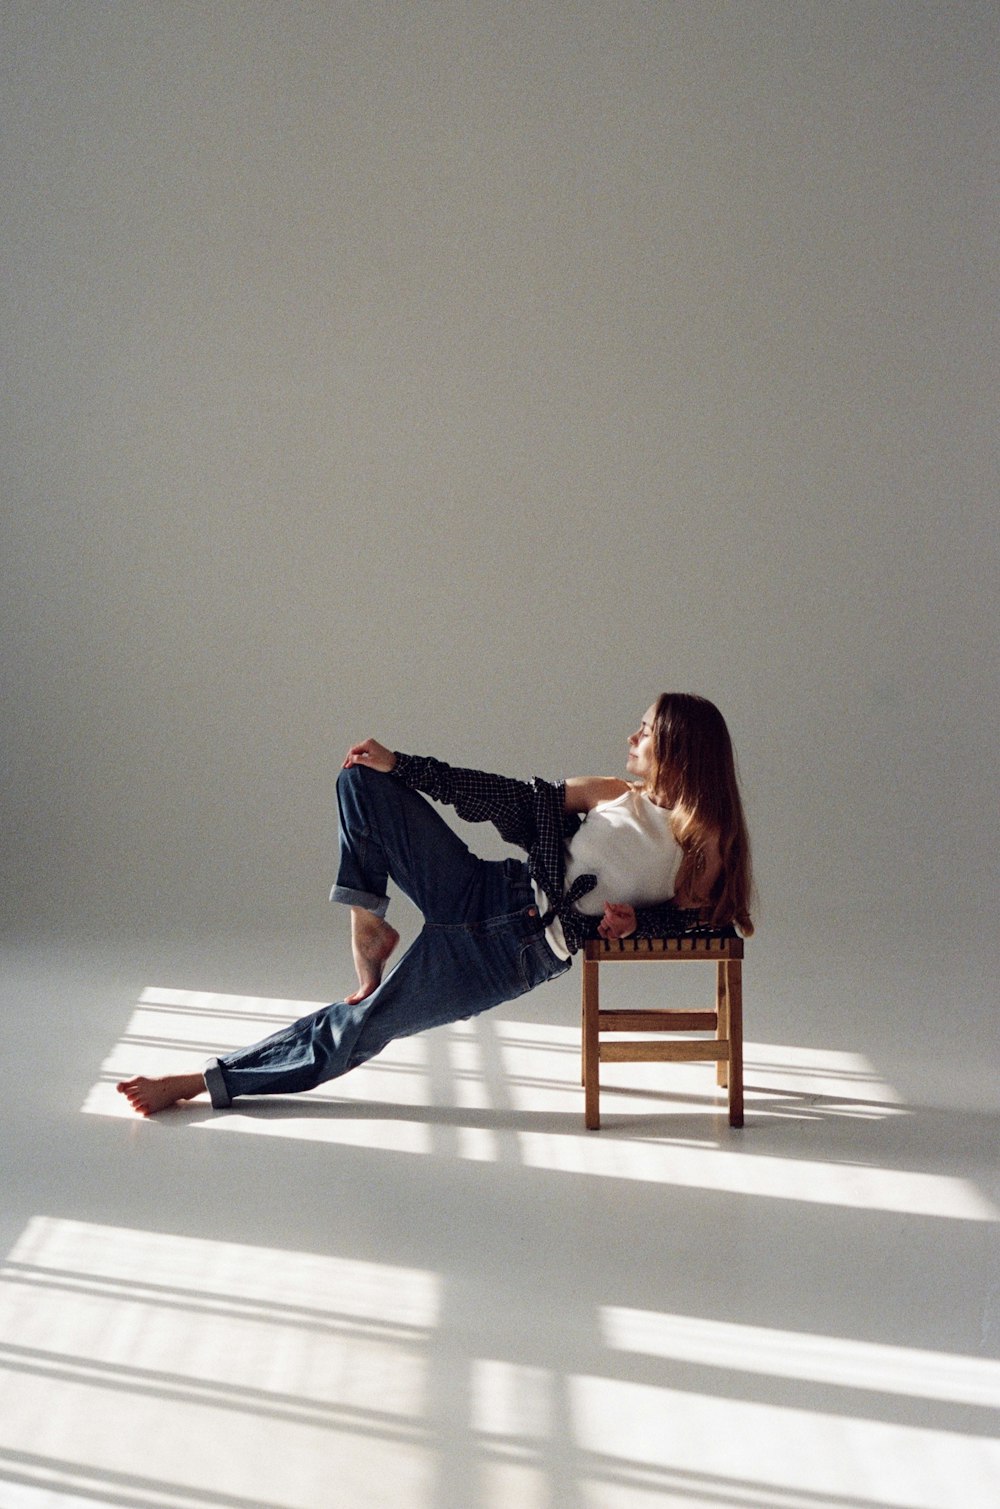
581;934;744;1129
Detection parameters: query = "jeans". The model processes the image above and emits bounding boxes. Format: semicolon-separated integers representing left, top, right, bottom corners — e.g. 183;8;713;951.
203;764;571;1107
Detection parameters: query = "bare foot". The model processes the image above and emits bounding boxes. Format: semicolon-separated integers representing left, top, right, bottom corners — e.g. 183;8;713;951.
116;1073;206;1116
345;909;400;1003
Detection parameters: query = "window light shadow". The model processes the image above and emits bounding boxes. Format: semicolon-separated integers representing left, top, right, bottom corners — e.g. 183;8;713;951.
0;1217;440;1508
2;1219;999;1509
81;988;1000;1222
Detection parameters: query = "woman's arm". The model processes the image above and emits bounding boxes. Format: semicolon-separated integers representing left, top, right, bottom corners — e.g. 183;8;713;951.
564;776;631;813
345;750;625;817
346;742;548;853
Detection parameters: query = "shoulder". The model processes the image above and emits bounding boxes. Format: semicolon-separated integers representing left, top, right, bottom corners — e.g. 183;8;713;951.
563;777;632;813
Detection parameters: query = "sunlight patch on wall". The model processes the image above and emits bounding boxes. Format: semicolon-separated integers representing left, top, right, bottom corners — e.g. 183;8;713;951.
0;1218;439;1509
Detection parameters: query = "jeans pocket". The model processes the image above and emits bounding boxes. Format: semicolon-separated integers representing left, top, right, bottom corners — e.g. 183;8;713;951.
517;936;568;993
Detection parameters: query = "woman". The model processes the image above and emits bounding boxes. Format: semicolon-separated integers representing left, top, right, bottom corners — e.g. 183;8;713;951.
117;693;753;1115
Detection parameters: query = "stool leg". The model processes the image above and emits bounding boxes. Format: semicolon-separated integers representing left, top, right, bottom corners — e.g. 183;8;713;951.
716;961;729;1088
726;959;744;1128
581;976;587;1086
583;957;600;1130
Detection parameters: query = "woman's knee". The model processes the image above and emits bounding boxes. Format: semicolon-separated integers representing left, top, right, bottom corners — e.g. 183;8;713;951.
336;762;384;812
336;762;404;844
337;762;372;793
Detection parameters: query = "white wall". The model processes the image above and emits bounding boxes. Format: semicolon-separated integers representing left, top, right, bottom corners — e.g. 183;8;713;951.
3;2;997;1103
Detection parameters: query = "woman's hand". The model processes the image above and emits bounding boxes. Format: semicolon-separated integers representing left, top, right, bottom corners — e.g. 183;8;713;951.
597;902;636;940
343;738;397;773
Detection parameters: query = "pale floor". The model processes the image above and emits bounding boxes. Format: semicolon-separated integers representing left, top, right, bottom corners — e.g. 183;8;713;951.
2;928;998;1509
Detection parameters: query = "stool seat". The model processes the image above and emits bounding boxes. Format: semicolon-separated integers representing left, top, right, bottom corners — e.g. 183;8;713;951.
581;932;745;1129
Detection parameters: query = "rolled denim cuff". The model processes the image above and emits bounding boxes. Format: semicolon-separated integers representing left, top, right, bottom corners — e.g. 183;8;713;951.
329;883;388;918
203;1058;233;1109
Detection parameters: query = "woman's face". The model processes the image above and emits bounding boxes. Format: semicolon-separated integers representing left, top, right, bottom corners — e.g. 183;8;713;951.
626;704;658;782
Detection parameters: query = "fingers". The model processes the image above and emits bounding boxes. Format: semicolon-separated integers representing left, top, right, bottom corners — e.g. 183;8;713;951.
598;903;623;940
343;739;377;768
599;902;636;940
342;739;396;773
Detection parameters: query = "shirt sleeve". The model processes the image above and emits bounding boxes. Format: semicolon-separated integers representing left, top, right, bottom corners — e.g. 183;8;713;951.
392;751;539;851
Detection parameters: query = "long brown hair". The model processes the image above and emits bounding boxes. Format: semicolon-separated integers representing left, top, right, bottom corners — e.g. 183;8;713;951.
648;693;754;935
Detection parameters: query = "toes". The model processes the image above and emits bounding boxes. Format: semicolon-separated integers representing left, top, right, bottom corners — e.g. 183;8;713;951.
344;985;374;1005
116;1079;152;1114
